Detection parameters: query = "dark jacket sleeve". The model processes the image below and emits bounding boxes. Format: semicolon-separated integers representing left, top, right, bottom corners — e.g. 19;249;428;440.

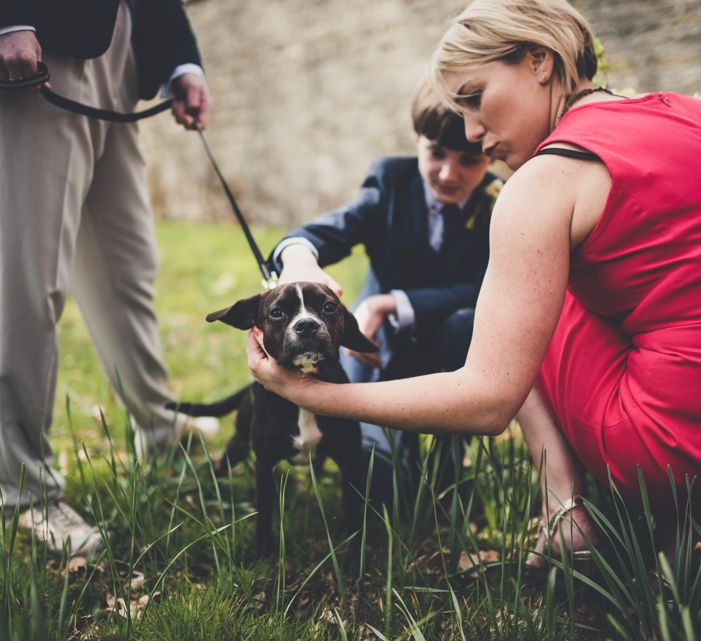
0;2;34;27
133;0;202;99
1;1;200;96
271;158;392;272
1;1;120;60
405;279;484;331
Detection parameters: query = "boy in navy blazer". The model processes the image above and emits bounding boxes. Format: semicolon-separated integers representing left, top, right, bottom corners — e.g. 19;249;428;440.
272;81;503;506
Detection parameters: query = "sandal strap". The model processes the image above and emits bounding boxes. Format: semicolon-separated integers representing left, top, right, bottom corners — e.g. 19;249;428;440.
547;495;583;539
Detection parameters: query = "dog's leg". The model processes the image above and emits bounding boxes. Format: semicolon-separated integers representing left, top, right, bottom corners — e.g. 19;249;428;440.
255;459;275;557
215;391;253;476
329;431;364;542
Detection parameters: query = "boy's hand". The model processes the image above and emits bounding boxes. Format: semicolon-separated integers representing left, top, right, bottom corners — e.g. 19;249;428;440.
279;244;343;296
345;294;394;368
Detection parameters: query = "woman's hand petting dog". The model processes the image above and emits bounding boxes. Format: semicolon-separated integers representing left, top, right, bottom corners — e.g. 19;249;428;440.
247;329;318;402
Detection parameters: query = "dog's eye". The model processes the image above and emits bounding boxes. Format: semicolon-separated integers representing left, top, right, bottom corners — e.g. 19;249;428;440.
269;308;285;320
322;302;337;314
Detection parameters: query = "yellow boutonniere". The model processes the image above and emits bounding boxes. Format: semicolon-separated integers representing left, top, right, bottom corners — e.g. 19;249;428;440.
465;178;503;230
464;213;478;231
485;178;503;203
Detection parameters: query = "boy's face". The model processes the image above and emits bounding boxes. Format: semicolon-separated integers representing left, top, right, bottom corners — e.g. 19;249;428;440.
416;135;491;205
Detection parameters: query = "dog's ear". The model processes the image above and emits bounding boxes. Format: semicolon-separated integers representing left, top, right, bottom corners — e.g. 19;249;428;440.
206;294;261;329
341;309;379;353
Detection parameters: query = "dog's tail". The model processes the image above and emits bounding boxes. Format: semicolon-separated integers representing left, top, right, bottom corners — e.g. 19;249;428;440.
166;386;249;417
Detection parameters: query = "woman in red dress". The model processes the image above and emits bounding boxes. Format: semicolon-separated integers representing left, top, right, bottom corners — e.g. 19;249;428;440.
247;0;701;564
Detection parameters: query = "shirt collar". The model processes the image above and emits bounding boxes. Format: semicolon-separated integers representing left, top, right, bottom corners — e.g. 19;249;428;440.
422;181;472;213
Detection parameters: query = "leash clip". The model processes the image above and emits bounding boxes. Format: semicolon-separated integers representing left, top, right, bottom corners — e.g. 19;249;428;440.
261;271;279;291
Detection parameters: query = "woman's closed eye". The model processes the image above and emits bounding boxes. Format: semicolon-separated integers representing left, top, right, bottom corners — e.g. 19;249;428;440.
458;91;482;109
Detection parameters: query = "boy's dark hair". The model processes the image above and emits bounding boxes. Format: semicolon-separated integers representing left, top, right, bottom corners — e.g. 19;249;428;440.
411;81;483;155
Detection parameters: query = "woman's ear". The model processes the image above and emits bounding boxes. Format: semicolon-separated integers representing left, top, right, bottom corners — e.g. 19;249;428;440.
528;46;554;84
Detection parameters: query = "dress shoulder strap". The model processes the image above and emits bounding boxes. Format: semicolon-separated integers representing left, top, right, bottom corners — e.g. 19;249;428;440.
535;147;600;161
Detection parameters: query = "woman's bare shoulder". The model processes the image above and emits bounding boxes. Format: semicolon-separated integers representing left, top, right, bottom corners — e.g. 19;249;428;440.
498;151;610;248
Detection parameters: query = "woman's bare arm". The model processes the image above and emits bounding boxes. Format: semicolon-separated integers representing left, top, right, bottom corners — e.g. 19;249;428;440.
248;156;582;435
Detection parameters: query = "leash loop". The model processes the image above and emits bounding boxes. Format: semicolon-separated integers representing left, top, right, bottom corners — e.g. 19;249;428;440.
0;60;51;89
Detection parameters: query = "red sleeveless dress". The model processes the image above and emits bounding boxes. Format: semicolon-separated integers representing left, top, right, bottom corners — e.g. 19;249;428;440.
535;93;701;506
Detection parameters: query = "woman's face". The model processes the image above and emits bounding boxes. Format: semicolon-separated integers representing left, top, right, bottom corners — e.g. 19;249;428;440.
445;52;553;170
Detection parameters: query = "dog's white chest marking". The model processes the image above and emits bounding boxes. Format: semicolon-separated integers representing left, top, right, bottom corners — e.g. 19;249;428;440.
289;408;323;465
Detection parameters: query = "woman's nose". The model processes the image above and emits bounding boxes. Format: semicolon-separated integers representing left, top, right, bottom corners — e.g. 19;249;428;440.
464;114;485;143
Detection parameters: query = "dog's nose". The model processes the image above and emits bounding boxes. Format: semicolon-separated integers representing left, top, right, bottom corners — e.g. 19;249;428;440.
293;318;320;336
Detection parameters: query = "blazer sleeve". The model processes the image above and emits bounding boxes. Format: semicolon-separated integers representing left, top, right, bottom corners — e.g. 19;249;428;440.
271;159;391;272
1;1;120;60
405;278;484;332
161;0;202;71
0;3;33;28
133;0;202;98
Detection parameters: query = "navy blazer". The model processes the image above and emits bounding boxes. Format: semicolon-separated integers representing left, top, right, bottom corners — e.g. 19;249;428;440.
272;156;501;336
0;0;201;99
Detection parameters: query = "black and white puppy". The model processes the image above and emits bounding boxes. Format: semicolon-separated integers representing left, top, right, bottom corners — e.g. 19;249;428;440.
171;282;377;556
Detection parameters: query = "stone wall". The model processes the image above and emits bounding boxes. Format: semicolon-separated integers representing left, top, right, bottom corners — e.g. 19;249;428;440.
140;0;701;225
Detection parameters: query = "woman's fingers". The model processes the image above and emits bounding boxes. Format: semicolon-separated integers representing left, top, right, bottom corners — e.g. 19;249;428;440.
247;329;266;363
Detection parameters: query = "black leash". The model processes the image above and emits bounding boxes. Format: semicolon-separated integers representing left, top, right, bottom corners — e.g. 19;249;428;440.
1;61;278;289
194;124;278;289
0;62;174;122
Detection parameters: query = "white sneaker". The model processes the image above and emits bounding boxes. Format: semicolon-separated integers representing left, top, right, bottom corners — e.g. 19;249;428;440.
174;413;220;440
133;413;220;462
18;500;103;557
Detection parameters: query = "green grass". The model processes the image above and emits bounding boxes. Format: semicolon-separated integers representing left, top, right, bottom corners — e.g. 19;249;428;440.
2;220;699;641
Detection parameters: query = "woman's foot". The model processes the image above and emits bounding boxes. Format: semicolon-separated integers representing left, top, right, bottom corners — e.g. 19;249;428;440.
527;497;599;570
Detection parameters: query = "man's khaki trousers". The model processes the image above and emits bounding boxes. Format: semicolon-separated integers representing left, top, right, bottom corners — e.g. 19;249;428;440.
0;2;176;509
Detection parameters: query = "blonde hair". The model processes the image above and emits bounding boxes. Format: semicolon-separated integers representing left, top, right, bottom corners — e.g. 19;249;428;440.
430;0;597;109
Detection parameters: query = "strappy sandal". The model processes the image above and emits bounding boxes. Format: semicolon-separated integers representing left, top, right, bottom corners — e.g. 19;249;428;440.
453;558;550;586
528;496;595;575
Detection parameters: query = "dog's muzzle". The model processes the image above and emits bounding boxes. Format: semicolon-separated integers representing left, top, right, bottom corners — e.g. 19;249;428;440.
287;317;331;374
292;351;324;374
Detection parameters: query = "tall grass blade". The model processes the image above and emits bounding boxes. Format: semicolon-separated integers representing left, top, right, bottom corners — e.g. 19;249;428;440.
308;457;345;604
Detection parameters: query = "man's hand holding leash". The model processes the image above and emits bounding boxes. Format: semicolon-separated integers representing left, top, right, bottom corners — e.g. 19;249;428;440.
171;72;210;130
0;31;44;88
